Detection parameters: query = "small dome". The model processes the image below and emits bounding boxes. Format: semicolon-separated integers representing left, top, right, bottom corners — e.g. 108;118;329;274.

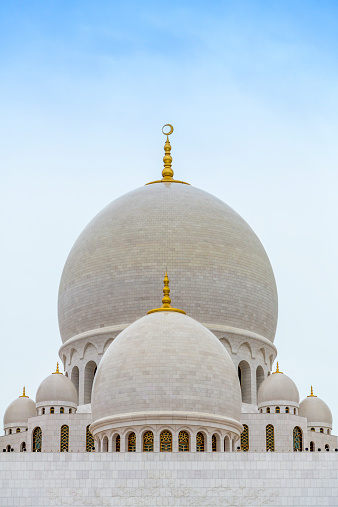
4;389;36;428
91;310;242;433
299;391;332;428
258;367;299;406
36;365;77;406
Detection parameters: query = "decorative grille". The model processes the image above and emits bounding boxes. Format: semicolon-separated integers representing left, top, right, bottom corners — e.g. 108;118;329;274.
60;425;69;452
86;425;94;452
293;426;302;451
212;434;217;452
128;432;136;452
240;424;249;451
143;431;154;452
310;441;314;452
178;431;189;452
196;432;204;452
33;427;42;452
116;435;120;452
266;424;274;451
160;431;172;452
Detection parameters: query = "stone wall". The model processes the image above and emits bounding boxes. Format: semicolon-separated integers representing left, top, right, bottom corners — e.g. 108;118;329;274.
0;452;338;506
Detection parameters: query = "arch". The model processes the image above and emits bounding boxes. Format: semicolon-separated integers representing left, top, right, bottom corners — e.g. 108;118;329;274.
256;366;264;396
238;360;251;403
237;342;253;359
311;427;315;432
32;427;42;452
116;434;120;452
240;424;249;451
20;442;26;452
83;342;98;357
86;425;94;452
212;434;217;452
128;432;136;452
266;424;274;452
178;430;189;452
293;426;302;451
69;408;72;414
42;408;45;415
69;348;77;363
219;337;232;354
102;436;108;452
16;428;20;433
103;338;113;354
310;441;314;452
60;425;69;452
71;366;79;401
266;407;270;413
196;432;205;452
143;431;154;452
160;430;172;452
224;435;231;452
9;429;12;435
325;444;330;450
6;445;11;452
275;407;280;414
285;407;289;414
269;355;274;370
50;407;54;414
60;407;64;414
84;361;97;404
320;428;324;433
258;348;266;364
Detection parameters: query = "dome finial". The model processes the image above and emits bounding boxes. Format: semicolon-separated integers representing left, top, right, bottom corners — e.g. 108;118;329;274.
53;362;62;374
308;385;317;397
19;386;28;398
162;124;174;181
272;361;283;374
147;271;186;315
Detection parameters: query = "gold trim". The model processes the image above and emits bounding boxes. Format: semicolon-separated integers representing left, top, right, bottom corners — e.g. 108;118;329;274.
272;361;283;374
307;385;317;397
19;386;28;398
52;362;62;374
146;179;190;185
147;271;186;315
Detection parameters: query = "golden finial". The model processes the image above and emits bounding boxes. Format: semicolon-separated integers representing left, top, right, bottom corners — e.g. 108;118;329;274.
308;385;317;397
147;271;186;315
52;362;62;374
146;125;190;185
272;361;283;374
19;386;28;398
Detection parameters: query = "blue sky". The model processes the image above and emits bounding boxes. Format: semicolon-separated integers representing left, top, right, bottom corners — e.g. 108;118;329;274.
1;1;338;432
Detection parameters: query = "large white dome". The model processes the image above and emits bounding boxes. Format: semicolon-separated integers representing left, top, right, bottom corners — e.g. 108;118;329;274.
36;369;78;406
91;310;242;433
257;370;300;406
299;394;332;428
58;182;278;345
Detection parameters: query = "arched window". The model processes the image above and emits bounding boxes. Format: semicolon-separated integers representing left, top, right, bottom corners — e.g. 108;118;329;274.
266;425;274;452
178;431;189;452
293;426;302;452
293;408;296;414
310;441;314;452
60;425;69;452
20;442;26;452
256;366;264;397
16;428;20;433
42;408;45;415
128;432;136;452
69;409;72;414
196;432;204;452
60;407;64;414
116;435;120;452
325;444;330;450
143;431;154;452
50;407;54;414
266;407;270;414
311;427;315;432
238;360;251;403
160;430;172;452
275;407;280;414
240;424;249;451
6;445;11;452
84;361;97;404
285;407;289;414
32;427;42;452
102;436;108;452
212;434;217;452
320;428;324;433
9;429;12;435
86;425;94;452
224;436;230;452
71;366;79;402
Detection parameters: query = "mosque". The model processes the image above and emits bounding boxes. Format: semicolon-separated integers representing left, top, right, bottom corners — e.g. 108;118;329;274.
1;125;337;506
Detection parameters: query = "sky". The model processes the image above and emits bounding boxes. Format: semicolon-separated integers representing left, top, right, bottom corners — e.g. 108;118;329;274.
1;1;338;432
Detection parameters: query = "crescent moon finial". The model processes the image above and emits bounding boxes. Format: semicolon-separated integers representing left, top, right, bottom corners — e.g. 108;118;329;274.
161;124;174;181
162;124;174;136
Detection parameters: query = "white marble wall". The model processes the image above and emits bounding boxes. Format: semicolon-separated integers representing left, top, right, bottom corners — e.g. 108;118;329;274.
1;453;338;506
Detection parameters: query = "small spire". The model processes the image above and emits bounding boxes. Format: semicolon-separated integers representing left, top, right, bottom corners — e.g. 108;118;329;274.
147;271;186;315
52;362;62;374
272;361;283;374
19;386;28;398
308;385;317;397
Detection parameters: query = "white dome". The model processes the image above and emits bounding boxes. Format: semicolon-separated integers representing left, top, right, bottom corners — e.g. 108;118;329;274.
257;371;299;406
299;395;332;428
58;182;278;345
91;311;242;433
3;393;36;428
36;371;78;406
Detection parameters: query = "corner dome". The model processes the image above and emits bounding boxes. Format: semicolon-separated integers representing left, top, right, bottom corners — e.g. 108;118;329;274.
258;369;299;406
58;182;278;345
4;391;36;428
91;311;242;434
36;367;78;407
299;393;332;428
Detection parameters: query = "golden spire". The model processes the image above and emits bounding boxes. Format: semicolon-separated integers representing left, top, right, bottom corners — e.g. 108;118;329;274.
19;386;28;398
52;362;62;374
147;271;186;315
308;385;317;397
272;361;283;374
146;125;189;185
